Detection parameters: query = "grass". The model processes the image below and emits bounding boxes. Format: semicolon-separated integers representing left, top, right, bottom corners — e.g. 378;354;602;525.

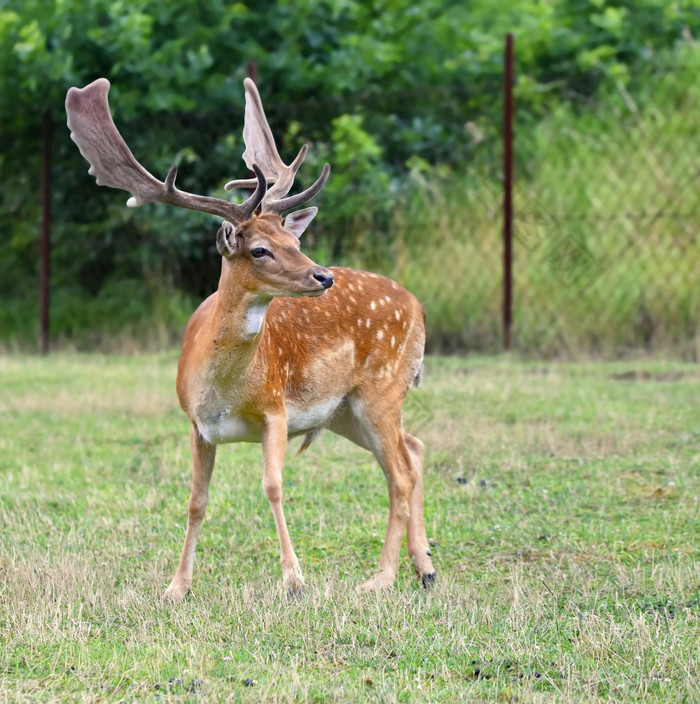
0;352;698;702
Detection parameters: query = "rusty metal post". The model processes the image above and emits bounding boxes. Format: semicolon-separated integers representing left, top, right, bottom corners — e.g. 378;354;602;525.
503;33;514;351
246;59;258;85
40;110;52;355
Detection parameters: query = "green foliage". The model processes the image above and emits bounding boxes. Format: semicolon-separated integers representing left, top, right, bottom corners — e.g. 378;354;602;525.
0;0;698;347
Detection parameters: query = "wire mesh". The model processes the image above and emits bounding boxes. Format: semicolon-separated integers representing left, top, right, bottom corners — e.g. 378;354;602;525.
508;61;699;356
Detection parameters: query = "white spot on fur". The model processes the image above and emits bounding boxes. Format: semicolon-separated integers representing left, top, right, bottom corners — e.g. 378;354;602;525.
357;318;362;326
395;310;401;320
377;330;384;340
243;302;270;338
390;336;395;347
370;301;376;310
366;319;371;328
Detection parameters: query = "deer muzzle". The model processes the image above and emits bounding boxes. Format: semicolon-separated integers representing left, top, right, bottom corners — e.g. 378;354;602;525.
309;267;334;290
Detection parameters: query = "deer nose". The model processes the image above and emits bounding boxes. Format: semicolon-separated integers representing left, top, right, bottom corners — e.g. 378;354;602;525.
312;269;334;289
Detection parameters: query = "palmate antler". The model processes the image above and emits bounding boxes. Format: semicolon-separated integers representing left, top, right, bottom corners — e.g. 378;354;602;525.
65;78;328;224
224;78;331;215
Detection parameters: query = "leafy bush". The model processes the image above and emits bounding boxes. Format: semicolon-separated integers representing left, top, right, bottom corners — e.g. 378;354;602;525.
0;0;697;350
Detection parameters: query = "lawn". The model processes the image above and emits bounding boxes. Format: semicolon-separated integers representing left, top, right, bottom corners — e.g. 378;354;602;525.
0;353;698;702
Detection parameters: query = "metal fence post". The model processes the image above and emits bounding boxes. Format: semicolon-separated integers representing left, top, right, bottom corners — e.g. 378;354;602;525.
503;33;514;351
40;109;52;355
247;59;258;85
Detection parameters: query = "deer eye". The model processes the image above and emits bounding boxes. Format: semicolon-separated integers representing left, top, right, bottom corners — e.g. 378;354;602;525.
250;247;271;259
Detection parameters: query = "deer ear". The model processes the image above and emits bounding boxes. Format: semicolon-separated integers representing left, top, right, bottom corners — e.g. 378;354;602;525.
216;220;238;258
283;207;317;238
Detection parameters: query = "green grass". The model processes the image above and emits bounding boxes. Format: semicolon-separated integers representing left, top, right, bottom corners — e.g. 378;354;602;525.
1;353;699;702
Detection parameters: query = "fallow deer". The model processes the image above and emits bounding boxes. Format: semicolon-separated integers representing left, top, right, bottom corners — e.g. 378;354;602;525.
65;77;436;599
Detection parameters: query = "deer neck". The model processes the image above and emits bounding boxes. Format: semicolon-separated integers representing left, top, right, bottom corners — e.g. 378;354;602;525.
217;264;272;336
207;261;273;379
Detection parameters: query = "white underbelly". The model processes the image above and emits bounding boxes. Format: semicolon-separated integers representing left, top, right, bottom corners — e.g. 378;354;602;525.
196;396;344;445
197;415;261;445
286;396;344;434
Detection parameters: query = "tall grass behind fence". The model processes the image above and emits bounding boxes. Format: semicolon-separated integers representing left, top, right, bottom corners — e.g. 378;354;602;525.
388;179;503;353
389;58;699;357
513;61;700;357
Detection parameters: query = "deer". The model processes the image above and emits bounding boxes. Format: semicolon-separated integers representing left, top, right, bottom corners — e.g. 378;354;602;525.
65;76;436;600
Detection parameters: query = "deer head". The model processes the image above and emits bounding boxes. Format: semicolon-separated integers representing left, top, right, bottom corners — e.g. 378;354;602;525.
65;77;333;298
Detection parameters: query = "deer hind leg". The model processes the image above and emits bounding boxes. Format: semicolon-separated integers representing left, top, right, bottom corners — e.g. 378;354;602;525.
165;424;216;602
262;415;305;596
351;401;417;592
404;433;436;587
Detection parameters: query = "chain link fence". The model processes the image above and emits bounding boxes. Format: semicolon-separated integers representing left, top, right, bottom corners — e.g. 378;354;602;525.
411;57;700;357
507;61;699;357
18;50;699;358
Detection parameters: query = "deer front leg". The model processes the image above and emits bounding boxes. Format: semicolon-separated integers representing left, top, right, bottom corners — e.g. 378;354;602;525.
164;424;216;602
262;415;305;595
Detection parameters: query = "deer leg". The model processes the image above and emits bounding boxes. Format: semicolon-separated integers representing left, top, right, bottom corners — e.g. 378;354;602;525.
165;424;216;602
262;415;305;595
358;411;417;592
404;433;436;587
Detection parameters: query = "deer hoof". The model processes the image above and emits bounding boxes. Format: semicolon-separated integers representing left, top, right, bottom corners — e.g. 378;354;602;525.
358;573;395;593
282;571;305;600
163;581;191;603
286;584;305;600
421;572;436;589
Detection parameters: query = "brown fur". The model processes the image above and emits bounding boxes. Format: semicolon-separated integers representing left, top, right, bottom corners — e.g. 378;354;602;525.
64;76;435;599
165;215;436;599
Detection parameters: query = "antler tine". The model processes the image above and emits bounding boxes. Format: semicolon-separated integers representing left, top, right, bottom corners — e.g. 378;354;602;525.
264;163;331;215
223;163;267;220
65;78;266;224
264;144;308;200
225;176;268;191
239;78;329;215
